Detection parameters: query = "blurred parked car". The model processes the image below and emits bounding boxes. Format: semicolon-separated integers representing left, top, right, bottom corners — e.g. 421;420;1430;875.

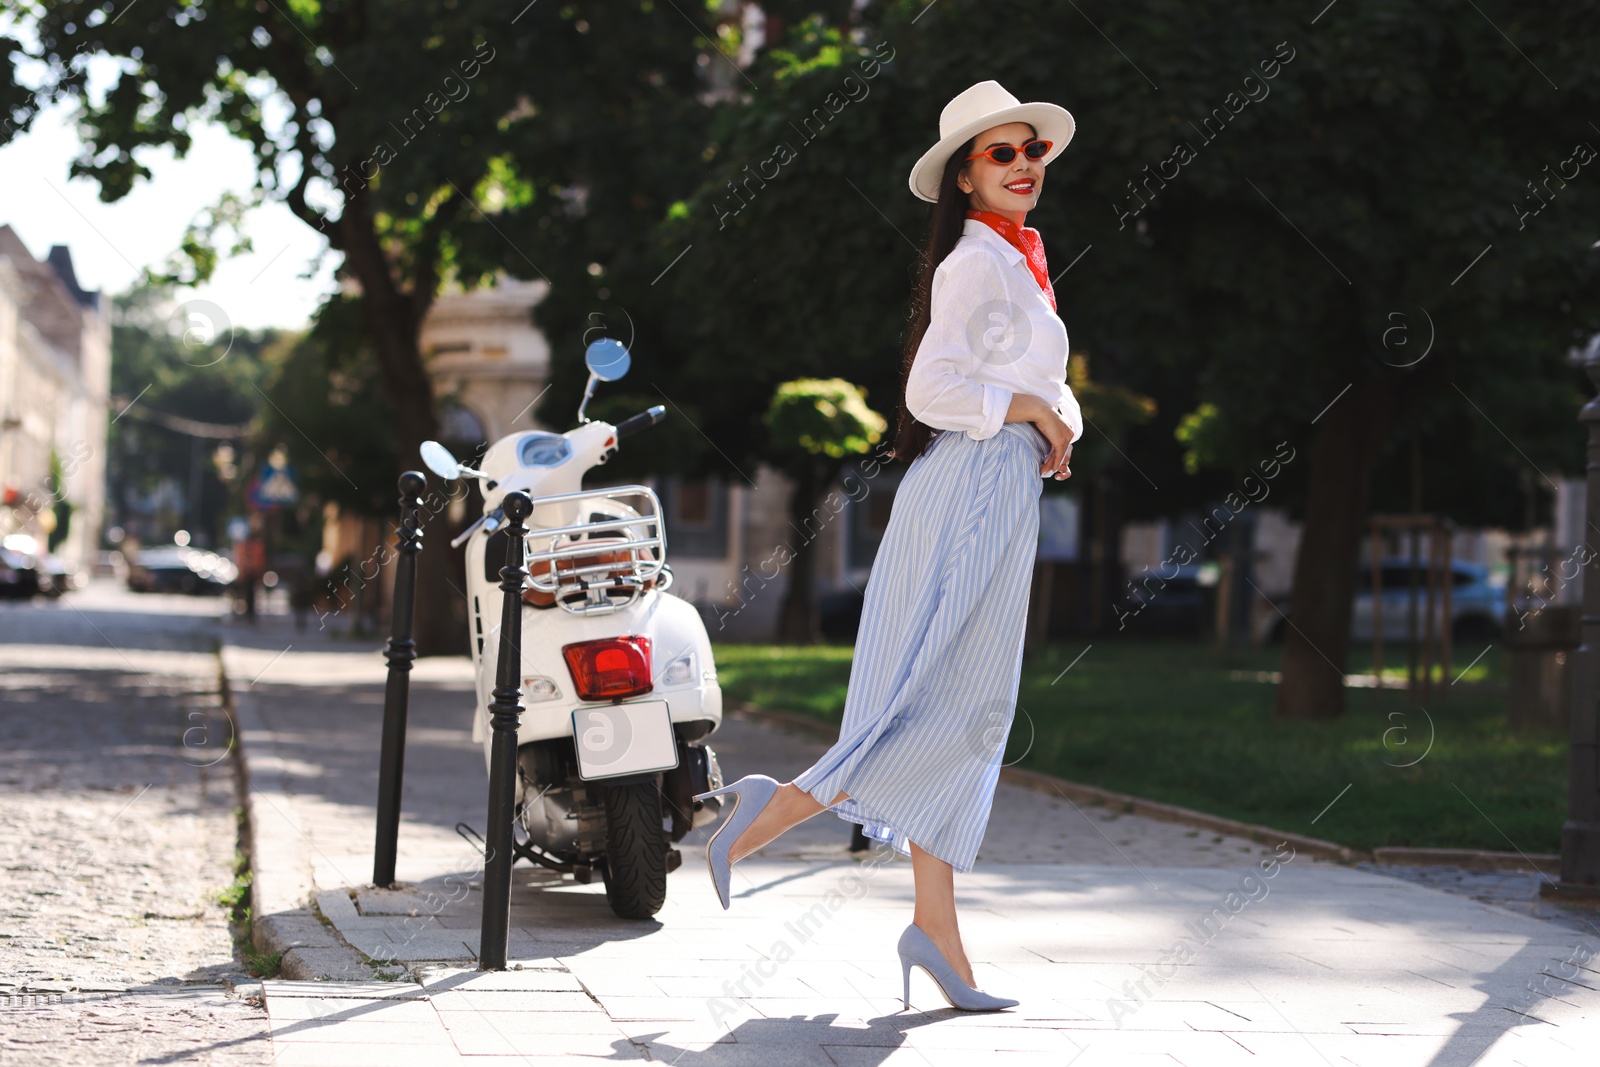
127;544;239;595
1257;559;1504;643
818;588;866;643
0;535;40;598
37;554;86;597
1110;563;1208;636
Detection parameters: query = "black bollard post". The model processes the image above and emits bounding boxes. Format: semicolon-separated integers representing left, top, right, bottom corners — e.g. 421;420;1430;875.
479;490;533;970
373;471;427;889
1545;348;1600;901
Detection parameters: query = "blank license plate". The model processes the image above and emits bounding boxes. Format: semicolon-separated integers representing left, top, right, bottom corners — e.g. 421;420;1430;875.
571;700;679;780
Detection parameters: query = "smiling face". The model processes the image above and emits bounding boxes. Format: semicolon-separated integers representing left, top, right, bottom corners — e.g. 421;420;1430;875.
957;121;1044;223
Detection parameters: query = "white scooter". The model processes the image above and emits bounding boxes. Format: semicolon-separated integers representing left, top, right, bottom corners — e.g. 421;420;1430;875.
418;338;724;920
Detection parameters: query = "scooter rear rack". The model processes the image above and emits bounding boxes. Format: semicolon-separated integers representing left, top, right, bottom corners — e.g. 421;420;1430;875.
522;485;667;616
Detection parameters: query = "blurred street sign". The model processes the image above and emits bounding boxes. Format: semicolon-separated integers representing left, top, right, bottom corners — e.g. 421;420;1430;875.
250;461;299;509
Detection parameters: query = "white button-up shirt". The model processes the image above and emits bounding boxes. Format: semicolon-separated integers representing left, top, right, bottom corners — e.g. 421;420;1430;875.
904;217;1084;452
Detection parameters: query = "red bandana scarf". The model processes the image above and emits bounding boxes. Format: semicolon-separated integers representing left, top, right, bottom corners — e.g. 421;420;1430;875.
965;209;1056;312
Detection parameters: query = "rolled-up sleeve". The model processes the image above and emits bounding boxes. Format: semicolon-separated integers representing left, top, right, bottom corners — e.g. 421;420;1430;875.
904;251;1013;441
1053;376;1084;445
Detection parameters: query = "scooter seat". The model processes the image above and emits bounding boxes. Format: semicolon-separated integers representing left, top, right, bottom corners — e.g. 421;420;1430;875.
522;533;657;609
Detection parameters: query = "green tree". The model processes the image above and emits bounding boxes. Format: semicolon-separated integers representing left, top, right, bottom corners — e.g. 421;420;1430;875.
579;1;1599;718
107;285;275;547
763;377;886;643
254;295;400;520
4;0;757;649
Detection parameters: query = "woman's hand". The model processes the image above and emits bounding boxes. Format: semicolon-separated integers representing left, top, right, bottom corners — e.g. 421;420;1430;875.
1005;394;1076;480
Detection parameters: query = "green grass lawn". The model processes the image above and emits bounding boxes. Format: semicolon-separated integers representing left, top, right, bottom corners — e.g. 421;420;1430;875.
711;638;1569;854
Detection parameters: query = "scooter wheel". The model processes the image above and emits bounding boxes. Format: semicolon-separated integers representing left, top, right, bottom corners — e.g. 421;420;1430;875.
599;780;668;920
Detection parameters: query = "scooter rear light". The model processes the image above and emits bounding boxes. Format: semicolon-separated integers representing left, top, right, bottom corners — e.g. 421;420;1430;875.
562;636;653;701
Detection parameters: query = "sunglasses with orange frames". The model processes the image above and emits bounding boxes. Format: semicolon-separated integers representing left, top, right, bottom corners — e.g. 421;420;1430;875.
964;139;1053;166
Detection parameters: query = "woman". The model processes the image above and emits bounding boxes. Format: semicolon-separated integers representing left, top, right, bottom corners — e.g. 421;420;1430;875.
695;80;1082;1012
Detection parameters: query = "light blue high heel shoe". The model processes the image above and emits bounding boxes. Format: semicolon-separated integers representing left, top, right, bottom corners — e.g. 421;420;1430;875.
692;774;781;909
897;923;1018;1011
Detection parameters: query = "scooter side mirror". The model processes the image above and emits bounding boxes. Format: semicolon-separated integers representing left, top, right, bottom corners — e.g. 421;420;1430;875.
420;440;462;481
584;338;631;381
577;338;633;424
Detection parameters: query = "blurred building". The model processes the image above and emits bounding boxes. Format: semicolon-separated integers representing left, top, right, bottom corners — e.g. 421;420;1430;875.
0;225;110;570
421;273;551;447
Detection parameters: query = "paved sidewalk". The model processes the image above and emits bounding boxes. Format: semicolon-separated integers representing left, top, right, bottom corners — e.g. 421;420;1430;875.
226;617;1600;1066
0;586;272;1065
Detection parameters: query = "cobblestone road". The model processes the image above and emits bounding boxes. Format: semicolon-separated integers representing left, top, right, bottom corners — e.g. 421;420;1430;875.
0;584;270;1065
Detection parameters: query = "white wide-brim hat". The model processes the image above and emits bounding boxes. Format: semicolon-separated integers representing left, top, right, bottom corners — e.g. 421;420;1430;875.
908;80;1075;203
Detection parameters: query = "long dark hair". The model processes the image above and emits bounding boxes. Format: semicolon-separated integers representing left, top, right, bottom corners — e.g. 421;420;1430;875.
888;139;975;465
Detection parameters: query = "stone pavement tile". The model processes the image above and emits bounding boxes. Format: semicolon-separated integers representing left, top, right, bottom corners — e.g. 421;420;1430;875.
714;1014;904;1047
569;973;664;997
1025;937;1191;965
984;959;1128;998
268;1019;459;1045
744;996;907;1020
426;1060;642;1067
896;1022;1080;1052
823;1047;1048;1067
259;912;344;954
1173;998;1398;1036
1328;981;1478;1014
264;980;429;999
418;966;584;993
267;1042;466;1067
611;1020;738;1046
664;974;825;1000
1227;1029;1475;1065
505;932;546;958
1049;1029;1261;1067
735;960;881;982
649;1045;851;1067
798;973;906;1003
499;956;570;970
265;997;441;1023
438;1011;632;1037
429;989;600;1013
317;888;361;922
317;913;434;942
1342;1015;1481;1037
284;947;376;981
558;939;772;961
355;889;448;915
1425;940;1587;972
446;1028;644;1058
1085;999;1276;1033
1381;1033;1514;1065
1185;998;1307;1029
1484;1027;1600;1066
592;994;709;1020
572;955;781;980
348;929;477;963
911;989;1094;1022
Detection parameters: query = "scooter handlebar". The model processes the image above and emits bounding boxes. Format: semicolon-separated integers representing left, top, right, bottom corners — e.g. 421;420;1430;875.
614;405;667;440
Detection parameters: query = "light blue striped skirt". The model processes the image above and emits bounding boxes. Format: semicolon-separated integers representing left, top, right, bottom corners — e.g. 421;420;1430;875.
792;420;1049;872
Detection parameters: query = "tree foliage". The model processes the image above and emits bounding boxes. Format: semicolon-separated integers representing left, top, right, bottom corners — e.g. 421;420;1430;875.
553;0;1600;708
12;1;1600;681
107;285;278;547
253;293;398;518
763;377;886;467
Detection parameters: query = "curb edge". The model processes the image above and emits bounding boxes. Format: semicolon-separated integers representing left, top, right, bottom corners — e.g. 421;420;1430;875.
728;702;1558;874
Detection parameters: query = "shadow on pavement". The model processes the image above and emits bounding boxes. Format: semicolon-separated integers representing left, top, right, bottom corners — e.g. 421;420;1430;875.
639;1011;947;1064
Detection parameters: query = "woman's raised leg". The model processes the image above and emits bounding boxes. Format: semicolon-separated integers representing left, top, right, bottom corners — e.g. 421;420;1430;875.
910;842;976;987
727;784;849;863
